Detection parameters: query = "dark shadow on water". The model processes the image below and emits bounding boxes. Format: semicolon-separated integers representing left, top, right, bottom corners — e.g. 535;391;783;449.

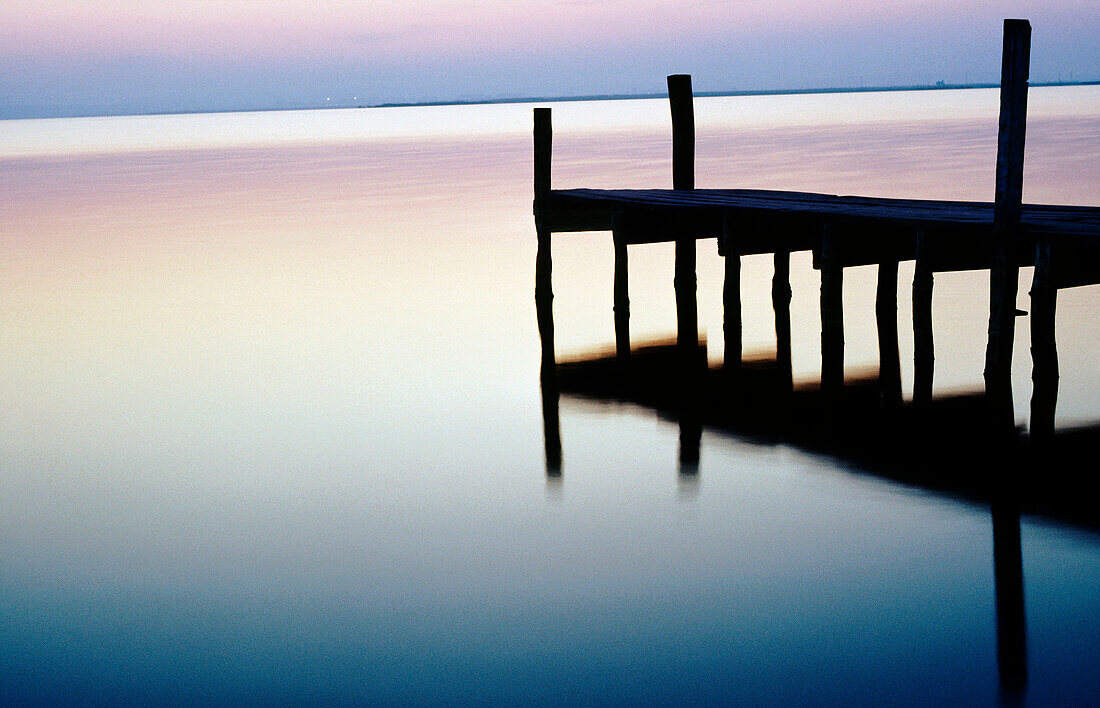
547;338;1100;534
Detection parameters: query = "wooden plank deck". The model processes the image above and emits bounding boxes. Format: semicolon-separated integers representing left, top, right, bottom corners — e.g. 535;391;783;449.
543;188;1100;241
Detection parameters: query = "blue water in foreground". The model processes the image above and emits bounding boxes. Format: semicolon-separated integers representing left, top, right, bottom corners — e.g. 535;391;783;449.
2;87;1100;703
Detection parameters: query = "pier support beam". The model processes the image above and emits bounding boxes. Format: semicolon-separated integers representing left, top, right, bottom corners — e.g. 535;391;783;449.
985;19;1031;433
534;107;560;477
1030;241;1058;443
773;250;793;393
668;74;698;359
722;215;742;376
820;222;844;399
877;257;903;409
913;230;935;406
612;210;630;364
534;108;556;381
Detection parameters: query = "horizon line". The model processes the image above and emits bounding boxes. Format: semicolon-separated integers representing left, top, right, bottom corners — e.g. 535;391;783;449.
4;78;1098;123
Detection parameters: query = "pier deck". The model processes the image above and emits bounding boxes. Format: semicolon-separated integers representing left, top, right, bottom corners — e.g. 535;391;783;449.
544;188;1100;243
533;19;1100;444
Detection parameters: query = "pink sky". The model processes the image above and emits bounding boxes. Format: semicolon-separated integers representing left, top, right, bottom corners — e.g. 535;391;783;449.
1;0;1097;118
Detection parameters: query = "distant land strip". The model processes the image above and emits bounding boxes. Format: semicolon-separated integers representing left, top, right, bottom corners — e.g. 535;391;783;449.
371;79;1100;109
4;80;1098;121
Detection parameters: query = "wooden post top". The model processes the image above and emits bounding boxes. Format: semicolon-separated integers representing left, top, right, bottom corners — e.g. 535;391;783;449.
994;19;1030;235
667;75;695;191
534;107;552;202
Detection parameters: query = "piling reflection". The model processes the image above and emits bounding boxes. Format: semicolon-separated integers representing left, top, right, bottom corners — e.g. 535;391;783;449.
540;367;562;478
992;486;1028;697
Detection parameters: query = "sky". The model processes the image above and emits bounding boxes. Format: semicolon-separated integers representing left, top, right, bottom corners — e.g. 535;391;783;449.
1;0;1098;119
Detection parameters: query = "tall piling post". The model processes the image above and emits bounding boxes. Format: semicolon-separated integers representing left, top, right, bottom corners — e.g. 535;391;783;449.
722;214;742;377
984;19;1031;432
1029;240;1058;443
877;256;903;409
612;209;631;365
534;107;560;476
534;108;556;383
773;250;794;393
913;229;935;406
820;222;844;399
668;74;698;359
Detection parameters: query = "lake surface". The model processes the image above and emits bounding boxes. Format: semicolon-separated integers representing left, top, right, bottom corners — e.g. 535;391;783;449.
2;86;1099;703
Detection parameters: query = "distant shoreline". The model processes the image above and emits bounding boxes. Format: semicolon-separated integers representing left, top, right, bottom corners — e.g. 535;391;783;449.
371;80;1100;109
5;80;1099;122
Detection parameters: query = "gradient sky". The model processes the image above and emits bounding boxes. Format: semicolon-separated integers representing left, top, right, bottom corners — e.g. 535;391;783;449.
1;0;1098;119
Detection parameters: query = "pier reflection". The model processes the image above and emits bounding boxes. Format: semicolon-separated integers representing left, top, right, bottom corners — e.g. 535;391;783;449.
539;339;1100;695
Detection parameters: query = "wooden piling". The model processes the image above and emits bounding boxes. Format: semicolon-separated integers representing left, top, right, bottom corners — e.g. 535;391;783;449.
773;250;793;393
877;258;903;408
1030;240;1058;443
913;230;935;406
612;210;631;364
820;222;844;398
668;74;698;357
985;19;1031;431
722;214;742;375
534;108;555;379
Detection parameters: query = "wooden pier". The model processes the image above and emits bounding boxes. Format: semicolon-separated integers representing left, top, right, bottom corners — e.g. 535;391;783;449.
533;19;1100;441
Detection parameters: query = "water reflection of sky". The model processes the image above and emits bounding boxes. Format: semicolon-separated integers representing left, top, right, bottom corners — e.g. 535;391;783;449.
2;88;1100;702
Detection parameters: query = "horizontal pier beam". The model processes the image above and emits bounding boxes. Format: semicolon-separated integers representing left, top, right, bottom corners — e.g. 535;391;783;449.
538;189;1100;260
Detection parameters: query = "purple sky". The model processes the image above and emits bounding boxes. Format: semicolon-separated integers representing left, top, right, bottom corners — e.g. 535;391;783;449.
1;0;1097;119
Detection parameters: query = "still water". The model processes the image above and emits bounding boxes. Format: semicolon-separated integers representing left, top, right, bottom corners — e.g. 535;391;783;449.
2;87;1099;703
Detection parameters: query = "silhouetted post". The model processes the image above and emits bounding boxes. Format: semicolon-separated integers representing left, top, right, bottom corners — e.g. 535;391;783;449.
1029;240;1058;444
722;214;742;376
992;493;1028;695
877;257;903;409
612;210;631;365
668;74;698;358
913;229;935;406
773;250;793;393
985;19;1031;433
534;108;556;381
820;222;844;399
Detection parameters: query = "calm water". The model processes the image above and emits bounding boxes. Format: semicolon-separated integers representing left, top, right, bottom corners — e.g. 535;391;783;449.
2;87;1100;703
